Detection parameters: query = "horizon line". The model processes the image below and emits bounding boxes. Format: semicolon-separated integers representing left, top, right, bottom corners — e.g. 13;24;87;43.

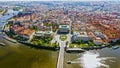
0;0;119;2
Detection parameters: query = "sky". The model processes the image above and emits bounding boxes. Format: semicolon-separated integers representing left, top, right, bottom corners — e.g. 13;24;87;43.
0;0;119;1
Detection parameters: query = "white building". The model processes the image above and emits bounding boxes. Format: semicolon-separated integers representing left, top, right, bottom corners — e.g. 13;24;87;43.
58;25;69;33
94;31;104;38
72;31;92;42
34;31;53;37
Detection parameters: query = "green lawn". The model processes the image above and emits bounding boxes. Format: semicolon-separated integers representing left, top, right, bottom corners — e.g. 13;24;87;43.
30;37;59;48
59;35;67;41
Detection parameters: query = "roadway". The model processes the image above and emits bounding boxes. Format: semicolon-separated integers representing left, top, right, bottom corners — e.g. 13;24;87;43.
57;41;65;68
53;16;73;68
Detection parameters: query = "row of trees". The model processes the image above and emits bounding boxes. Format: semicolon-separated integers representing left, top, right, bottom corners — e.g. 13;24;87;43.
72;40;93;44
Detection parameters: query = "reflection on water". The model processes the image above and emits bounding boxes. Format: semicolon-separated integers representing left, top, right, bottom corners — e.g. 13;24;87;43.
77;52;115;68
64;47;120;68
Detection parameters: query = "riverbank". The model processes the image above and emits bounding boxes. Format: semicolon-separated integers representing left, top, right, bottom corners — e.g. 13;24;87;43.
65;44;110;53
18;41;59;51
2;32;59;51
64;41;112;53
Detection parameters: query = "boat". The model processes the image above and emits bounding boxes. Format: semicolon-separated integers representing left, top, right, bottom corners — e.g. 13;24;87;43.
67;61;72;64
3;36;17;43
0;42;5;46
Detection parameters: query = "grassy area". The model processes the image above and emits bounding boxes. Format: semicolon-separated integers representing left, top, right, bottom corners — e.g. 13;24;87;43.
69;43;74;48
76;44;89;48
31;40;59;47
30;37;59;47
69;43;89;48
69;40;102;48
59;35;67;41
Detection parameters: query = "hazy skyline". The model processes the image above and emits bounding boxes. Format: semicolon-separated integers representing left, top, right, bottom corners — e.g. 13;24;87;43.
0;0;119;1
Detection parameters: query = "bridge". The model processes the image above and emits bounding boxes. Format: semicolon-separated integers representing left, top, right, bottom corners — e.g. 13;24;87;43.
57;41;65;68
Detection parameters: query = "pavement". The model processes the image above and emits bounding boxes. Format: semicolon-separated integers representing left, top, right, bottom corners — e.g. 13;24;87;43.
52;18;73;68
57;41;65;68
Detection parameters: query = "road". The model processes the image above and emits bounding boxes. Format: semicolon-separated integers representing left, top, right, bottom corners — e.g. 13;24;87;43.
57;41;65;68
53;16;72;68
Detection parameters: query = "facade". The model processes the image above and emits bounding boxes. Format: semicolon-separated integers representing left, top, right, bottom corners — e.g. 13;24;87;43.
93;37;103;45
34;31;44;37
94;31;104;38
34;31;53;37
58;25;69;33
18;29;35;40
44;31;53;37
9;25;24;34
72;31;92;42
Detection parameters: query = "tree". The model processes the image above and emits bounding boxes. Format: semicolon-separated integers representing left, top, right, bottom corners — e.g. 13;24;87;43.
66;41;69;45
32;26;38;31
69;43;74;48
38;40;43;45
88;41;94;46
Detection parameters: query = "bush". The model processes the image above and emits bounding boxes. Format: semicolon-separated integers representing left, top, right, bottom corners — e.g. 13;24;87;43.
51;42;59;47
66;41;69;45
69;43;74;48
72;40;82;44
88;41;94;46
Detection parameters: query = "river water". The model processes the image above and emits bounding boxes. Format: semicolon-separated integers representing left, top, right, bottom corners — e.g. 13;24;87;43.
0;9;18;27
64;47;120;68
0;36;57;68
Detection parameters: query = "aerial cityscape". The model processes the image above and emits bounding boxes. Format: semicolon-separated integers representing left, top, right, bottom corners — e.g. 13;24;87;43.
0;1;120;68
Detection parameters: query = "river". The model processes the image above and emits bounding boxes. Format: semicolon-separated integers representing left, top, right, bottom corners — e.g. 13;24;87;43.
0;36;57;68
0;9;18;27
64;47;120;68
0;9;58;68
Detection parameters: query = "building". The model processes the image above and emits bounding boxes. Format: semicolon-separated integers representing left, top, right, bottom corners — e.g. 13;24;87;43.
72;31;92;42
18;28;35;40
9;25;24;34
34;31;44;37
34;31;53;37
93;31;104;38
93;37;103;45
58;25;69;33
44;31;53;37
